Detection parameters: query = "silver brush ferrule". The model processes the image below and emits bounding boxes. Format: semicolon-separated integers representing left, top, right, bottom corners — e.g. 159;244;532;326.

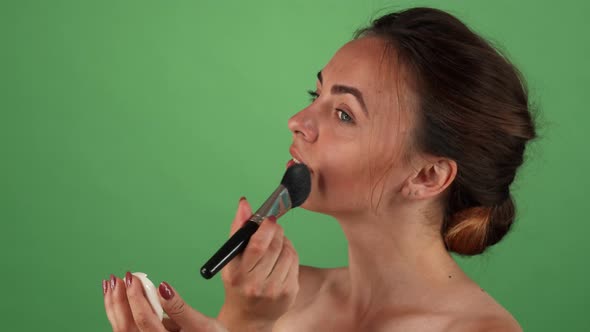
249;185;292;225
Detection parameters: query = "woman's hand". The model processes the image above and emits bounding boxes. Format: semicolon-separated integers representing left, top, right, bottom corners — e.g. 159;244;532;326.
103;273;227;332
217;197;300;332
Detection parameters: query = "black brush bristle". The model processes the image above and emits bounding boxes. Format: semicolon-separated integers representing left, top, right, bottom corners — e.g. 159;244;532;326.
281;164;311;207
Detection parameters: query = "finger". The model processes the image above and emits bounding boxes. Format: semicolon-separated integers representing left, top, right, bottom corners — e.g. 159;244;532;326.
265;238;297;295
273;238;296;285
230;197;253;236
249;223;285;278
158;281;226;332
125;273;166;332
280;257;300;310
240;217;279;272
103;279;120;330
258;237;294;299
223;197;254;281
106;274;139;332
162;318;181;332
284;248;300;294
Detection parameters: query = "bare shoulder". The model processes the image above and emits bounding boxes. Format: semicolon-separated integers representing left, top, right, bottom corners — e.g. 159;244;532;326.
371;281;522;332
298;264;329;289
447;286;522;332
373;312;521;332
292;265;344;308
273;265;346;332
446;313;522;332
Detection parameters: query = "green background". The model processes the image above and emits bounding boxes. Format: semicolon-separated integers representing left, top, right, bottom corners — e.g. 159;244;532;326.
1;0;588;330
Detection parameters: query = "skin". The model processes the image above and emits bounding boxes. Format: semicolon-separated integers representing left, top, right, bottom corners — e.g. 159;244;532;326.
273;36;521;332
104;207;299;332
103;36;521;332
103;273;227;332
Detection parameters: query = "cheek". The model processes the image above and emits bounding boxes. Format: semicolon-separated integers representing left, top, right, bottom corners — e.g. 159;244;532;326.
303;143;373;213
321;158;366;192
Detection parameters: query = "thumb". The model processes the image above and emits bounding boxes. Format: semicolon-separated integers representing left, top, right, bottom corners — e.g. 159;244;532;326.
229;197;253;236
158;281;227;332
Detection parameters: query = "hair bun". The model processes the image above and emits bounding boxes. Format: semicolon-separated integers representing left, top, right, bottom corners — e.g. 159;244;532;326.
444;195;515;255
485;195;515;248
355;7;535;255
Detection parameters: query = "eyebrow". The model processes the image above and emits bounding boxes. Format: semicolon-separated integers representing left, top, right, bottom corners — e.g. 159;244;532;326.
316;71;369;118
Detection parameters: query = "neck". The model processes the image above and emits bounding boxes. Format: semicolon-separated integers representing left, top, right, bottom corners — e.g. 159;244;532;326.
333;202;464;317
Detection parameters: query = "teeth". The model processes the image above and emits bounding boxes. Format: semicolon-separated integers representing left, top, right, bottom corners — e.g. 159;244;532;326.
293;158;301;164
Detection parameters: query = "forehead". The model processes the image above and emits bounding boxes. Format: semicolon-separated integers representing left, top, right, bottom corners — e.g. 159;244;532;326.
322;37;391;91
323;36;416;144
321;37;406;117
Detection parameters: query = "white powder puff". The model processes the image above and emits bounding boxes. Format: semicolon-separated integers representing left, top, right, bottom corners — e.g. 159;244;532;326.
132;272;164;321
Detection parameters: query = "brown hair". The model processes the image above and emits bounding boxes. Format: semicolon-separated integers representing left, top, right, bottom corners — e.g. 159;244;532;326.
356;7;537;255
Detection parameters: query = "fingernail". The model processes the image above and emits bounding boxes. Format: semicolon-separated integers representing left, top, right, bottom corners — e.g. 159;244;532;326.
125;271;132;287
267;216;277;223
102;280;108;295
239;196;246;202
110;274;117;290
159;281;175;300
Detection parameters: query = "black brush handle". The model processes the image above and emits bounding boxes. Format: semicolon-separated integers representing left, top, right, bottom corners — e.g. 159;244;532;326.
200;220;260;279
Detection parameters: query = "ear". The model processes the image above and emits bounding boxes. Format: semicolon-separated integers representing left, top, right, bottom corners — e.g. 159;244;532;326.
402;158;457;200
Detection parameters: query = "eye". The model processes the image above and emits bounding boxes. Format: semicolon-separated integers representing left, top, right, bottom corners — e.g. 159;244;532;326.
337;109;354;123
307;90;319;102
307;89;354;125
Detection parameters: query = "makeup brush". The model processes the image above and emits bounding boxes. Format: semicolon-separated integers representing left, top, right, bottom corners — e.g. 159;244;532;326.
200;163;311;279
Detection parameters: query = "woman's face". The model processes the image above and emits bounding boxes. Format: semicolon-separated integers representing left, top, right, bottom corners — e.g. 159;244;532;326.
288;37;415;217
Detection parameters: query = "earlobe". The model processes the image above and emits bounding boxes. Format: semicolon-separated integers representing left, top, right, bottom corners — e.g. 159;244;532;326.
401;185;411;198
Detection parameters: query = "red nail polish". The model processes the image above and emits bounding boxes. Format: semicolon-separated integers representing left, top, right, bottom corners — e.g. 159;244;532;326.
110;274;117;290
268;216;277;223
102;280;108;295
125;272;132;287
159;282;175;300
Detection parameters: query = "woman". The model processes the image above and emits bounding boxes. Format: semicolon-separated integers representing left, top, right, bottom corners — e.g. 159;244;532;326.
103;7;536;332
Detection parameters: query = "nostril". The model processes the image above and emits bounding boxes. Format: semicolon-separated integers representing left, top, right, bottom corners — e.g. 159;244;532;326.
288;111;317;142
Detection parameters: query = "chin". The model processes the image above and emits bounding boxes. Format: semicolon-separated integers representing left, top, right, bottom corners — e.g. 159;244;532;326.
298;191;325;213
300;190;369;218
297;193;341;216
299;196;316;211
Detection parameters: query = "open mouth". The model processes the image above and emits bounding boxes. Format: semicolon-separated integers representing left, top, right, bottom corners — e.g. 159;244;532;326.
286;157;302;169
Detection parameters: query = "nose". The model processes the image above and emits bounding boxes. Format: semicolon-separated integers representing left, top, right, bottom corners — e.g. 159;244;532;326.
288;108;318;142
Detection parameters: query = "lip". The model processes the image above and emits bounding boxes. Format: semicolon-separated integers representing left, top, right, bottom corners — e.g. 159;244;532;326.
289;145;312;173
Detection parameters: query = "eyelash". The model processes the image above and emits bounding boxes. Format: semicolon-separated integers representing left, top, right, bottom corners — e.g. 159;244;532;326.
306;90;355;124
307;89;319;102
